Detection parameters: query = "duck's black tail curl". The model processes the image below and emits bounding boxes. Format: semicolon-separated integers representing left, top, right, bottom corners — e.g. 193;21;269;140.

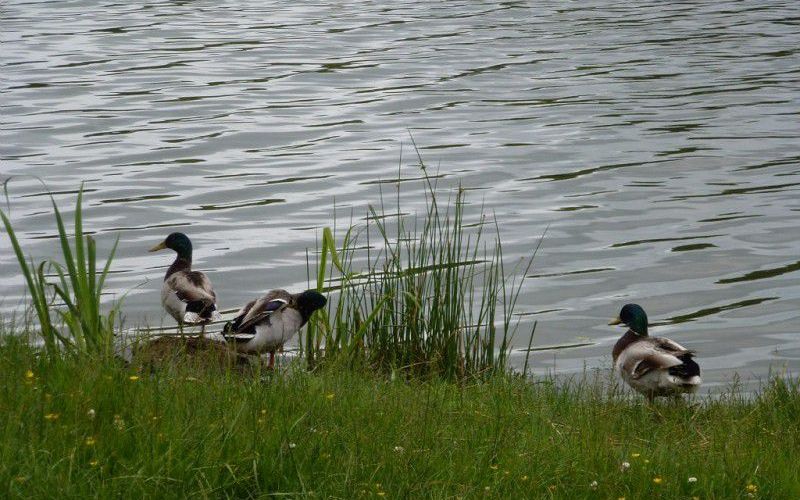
669;353;701;378
186;300;217;321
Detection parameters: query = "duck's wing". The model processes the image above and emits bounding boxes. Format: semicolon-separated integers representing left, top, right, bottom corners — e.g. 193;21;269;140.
232;290;292;334
619;339;686;379
652;336;694;356
168;271;217;304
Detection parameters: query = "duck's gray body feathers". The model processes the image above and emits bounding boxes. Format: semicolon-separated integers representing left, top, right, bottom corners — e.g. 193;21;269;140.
223;290;304;354
613;331;701;399
161;259;221;324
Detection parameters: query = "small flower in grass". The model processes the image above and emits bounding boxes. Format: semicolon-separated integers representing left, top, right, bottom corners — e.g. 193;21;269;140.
87;408;96;420
128;375;139;381
484;486;490;492
377;493;385;497
89;459;99;467
631;452;641;458
688;477;697;483
620;461;630;472
261;409;267;415
489;464;499;470
589;480;598;490
44;413;59;421
746;484;757;493
85;437;96;446
113;415;125;430
618;497;626;500
25;370;35;380
521;475;528;481
653;476;663;485
325;393;335;400
288;442;296;449
393;446;404;453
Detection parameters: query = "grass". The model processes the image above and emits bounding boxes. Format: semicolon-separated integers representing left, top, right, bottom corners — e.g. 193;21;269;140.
1;180;120;357
304;152;536;380
1;339;798;498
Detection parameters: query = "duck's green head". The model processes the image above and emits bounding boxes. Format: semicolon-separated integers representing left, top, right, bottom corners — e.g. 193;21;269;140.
609;303;648;336
295;290;327;322
149;232;193;260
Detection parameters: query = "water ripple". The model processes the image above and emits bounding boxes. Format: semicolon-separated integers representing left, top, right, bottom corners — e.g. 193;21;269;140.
2;0;799;389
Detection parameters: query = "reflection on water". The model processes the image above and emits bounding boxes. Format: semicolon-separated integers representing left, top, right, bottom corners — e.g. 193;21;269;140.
2;0;799;392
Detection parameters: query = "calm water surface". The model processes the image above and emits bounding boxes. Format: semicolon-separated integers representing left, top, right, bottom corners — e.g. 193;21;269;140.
2;0;799;392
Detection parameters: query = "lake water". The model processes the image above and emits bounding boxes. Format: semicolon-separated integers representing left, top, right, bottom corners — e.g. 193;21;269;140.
2;0;799;392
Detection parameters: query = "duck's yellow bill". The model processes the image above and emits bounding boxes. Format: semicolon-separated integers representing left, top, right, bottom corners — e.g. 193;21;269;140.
148;241;167;252
608;317;622;326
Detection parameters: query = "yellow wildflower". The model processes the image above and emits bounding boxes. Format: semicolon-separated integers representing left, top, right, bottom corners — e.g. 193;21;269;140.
325;393;335;400
653;477;663;485
631;452;641;458
129;375;140;381
25;370;34;379
746;484;758;493
85;437;96;446
44;413;59;421
521;475;528;481
89;459;99;467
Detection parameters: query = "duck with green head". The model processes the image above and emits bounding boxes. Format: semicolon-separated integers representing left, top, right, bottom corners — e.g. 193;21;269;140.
222;289;327;369
610;303;701;402
149;232;222;327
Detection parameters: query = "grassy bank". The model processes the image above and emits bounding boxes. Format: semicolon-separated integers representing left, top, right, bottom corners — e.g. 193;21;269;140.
2;340;798;499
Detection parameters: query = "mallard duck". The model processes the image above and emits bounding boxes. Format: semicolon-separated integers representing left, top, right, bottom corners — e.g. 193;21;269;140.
222;289;327;368
149;232;222;327
609;304;701;401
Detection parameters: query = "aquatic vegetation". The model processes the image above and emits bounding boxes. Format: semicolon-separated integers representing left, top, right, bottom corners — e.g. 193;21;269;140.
1;181;121;357
305;154;537;380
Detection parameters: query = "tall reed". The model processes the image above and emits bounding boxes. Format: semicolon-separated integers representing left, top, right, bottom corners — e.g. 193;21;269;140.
305;157;534;381
1;181;120;357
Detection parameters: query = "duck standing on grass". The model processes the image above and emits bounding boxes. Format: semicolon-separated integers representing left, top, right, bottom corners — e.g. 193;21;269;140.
149;232;222;330
609;304;701;402
223;289;327;369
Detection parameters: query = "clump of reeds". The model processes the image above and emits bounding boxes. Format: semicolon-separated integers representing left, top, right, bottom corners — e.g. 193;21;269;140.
1;180;120;357
305;154;534;381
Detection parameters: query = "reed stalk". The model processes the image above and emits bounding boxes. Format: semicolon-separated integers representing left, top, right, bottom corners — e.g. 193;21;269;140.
305;155;535;381
1;180;120;357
